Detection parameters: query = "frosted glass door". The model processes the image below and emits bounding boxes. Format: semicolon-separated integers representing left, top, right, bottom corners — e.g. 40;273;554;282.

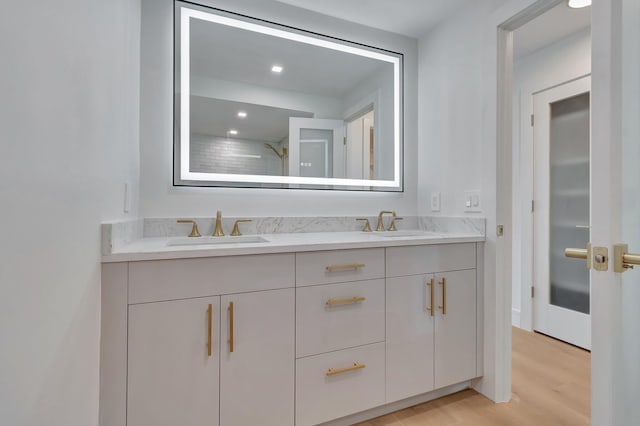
533;76;591;349
549;93;590;314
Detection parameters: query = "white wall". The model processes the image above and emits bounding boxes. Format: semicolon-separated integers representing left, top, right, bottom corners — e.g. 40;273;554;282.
0;1;140;425
511;28;591;329
139;0;418;217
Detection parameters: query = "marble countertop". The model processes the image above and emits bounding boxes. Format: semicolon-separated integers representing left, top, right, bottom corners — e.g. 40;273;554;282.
102;230;485;263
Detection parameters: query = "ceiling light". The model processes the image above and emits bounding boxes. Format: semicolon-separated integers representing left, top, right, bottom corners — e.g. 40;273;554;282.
237;111;247;118
271;65;283;73
228;129;238;135
567;0;591;8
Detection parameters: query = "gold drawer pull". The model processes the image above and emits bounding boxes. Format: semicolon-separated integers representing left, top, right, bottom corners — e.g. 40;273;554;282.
426;278;434;316
438;277;447;315
207;304;213;357
326;296;366;306
325;263;366;272
326;362;366;376
228;302;234;353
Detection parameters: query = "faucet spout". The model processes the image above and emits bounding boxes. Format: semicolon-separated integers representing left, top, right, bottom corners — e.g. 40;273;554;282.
213;210;225;236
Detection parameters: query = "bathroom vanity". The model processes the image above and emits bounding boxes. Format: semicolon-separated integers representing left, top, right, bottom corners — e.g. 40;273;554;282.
100;227;484;426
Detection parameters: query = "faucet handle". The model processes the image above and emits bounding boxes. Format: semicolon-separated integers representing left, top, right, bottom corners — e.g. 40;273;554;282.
388;217;403;231
231;219;252;236
177;219;201;237
356;218;372;232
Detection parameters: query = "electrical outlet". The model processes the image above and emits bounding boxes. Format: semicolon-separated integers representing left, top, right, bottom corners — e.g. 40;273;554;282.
430;192;441;212
464;190;481;212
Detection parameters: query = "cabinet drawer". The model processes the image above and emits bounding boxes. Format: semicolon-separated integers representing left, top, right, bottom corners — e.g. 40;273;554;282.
296;279;385;358
128;254;295;304
296;343;385;426
386;243;476;277
296;248;384;287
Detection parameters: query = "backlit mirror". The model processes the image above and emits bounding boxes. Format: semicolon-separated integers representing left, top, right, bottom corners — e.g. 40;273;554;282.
174;2;403;190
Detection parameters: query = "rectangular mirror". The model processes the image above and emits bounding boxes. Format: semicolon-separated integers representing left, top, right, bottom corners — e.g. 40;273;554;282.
174;1;403;191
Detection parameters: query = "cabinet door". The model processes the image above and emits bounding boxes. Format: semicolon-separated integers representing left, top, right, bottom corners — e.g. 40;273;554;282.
220;289;295;426
127;297;220;426
386;275;435;402
434;269;477;388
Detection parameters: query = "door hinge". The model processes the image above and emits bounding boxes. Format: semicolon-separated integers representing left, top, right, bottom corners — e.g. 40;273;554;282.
531;286;535;298
531;200;535;212
343;136;347;145
530;114;534;127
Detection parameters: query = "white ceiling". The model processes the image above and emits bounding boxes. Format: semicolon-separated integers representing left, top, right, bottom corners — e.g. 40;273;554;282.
514;2;590;60
273;0;475;38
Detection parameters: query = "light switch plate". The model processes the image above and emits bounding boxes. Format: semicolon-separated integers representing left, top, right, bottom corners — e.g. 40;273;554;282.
431;192;440;212
464;190;481;212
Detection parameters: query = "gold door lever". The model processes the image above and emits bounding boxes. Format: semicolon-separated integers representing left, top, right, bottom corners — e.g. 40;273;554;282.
564;243;592;270
614;244;640;272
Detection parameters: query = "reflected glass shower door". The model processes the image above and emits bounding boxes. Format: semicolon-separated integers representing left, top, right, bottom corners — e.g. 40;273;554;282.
533;75;591;349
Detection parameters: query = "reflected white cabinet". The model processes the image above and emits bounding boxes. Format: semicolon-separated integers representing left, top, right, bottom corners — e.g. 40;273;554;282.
220;289;295;426
127;297;221;426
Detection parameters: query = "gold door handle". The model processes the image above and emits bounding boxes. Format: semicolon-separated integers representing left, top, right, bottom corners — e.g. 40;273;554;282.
614;244;640;272
206;304;213;357
565;242;592;269
325;263;366;272
326;296;366;306
228;302;234;353
326;362;366;376
426;278;434;316
438;277;447;315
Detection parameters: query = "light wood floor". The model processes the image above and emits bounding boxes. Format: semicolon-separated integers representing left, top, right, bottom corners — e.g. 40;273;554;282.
356;327;590;426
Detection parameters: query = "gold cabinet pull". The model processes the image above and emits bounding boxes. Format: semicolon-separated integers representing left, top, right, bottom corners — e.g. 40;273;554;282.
228;302;234;353
426;278;434;316
325;263;366;272
326;362;366;376
438;277;447;315
206;304;213;357
326;296;366;306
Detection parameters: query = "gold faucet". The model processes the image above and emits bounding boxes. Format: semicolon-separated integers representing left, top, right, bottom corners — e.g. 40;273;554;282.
388;216;403;231
231;219;252;236
177;219;201;237
376;210;395;232
213;210;225;236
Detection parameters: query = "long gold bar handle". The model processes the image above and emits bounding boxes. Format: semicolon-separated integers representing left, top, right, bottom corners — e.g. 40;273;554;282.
326;263;366;272
438;277;447;315
614;244;640;272
206;304;212;357
326;362;366;377
426;278;434;316
326;296;366;306
565;242;592;269
228;302;234;353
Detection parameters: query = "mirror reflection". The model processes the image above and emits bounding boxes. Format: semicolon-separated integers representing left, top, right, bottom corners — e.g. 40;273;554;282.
175;2;402;190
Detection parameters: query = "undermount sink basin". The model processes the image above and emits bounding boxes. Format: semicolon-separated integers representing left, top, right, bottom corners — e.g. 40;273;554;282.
167;235;269;246
374;231;431;238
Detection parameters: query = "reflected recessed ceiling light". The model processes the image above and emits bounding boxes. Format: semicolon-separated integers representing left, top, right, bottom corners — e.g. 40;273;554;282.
567;0;591;8
271;65;283;73
228;129;238;135
237;111;247;118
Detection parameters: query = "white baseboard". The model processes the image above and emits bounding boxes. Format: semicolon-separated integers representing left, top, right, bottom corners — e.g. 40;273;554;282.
512;308;521;327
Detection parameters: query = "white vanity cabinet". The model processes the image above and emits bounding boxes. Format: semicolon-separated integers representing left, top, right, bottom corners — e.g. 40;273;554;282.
101;240;483;426
385;244;478;402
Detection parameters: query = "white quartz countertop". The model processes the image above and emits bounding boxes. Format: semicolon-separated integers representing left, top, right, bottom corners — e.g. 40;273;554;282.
102;231;485;263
